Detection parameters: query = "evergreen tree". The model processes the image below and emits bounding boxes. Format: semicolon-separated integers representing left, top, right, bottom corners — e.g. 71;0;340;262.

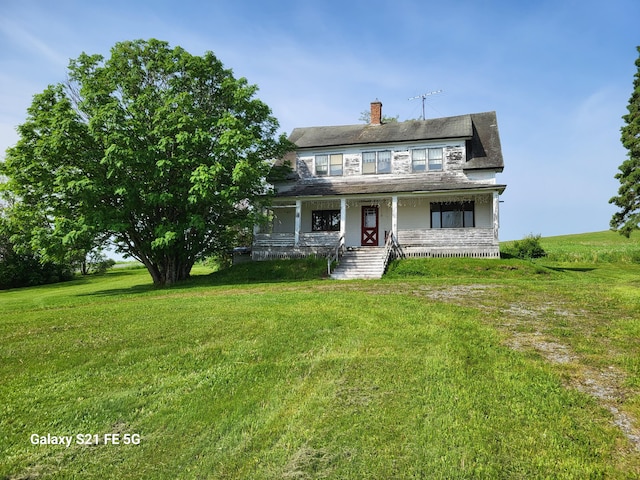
610;46;640;237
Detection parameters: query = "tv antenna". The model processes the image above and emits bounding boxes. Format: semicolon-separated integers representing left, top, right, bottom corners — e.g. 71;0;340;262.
408;90;443;120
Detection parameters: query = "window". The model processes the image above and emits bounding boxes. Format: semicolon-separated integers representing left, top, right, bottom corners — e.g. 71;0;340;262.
315;155;328;176
428;148;443;171
411;149;426;172
312;210;340;231
363;152;376;174
412;147;443;172
362;150;391;174
330;154;343;176
431;202;474;228
315;154;343;176
377;151;391;173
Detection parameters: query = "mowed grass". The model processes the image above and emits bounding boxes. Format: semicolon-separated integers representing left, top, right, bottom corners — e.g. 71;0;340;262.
2;235;640;479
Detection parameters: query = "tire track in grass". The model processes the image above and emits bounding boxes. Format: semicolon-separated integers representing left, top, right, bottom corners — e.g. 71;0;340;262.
408;283;640;452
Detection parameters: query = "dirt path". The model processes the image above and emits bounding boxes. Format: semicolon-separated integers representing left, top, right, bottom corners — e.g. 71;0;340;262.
409;283;640;452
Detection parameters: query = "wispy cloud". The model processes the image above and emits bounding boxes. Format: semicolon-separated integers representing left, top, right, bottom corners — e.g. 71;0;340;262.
0;17;68;68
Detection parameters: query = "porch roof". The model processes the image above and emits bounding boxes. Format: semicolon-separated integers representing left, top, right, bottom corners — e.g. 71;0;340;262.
274;176;506;198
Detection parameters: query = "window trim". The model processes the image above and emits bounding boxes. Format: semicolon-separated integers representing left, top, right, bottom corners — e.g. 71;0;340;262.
362;150;391;175
412;147;444;172
315;154;343;176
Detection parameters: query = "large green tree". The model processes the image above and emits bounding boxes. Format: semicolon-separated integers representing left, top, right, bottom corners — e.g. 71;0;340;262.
610;46;640;237
1;39;292;285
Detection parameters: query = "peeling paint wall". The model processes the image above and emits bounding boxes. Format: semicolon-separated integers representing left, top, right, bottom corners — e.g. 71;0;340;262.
344;154;360;176
392;151;412;175
294;142;476;181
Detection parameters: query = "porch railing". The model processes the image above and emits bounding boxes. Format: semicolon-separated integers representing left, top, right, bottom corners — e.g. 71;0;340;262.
253;228;499;260
396;227;499;258
383;231;405;274
253;231;340;248
397;228;496;246
326;235;345;276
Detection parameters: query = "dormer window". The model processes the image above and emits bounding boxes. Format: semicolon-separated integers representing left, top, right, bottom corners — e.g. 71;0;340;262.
412;147;443;172
330;154;343;175
428;148;443;170
315;154;343;176
315;155;328;176
363;150;391;174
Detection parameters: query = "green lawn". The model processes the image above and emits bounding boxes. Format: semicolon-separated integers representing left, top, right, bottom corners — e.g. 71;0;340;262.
1;234;640;478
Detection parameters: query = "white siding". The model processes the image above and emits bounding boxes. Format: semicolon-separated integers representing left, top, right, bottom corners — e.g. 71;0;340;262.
295;141;467;180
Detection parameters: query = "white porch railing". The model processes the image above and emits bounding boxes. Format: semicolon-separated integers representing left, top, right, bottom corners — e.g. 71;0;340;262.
383;231;405;273
253;232;295;247
326;235;345;276
397;228;496;246
252;232;341;260
397;228;499;258
253;231;340;247
253;228;499;260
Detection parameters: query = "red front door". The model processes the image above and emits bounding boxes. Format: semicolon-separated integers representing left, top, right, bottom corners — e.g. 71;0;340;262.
361;206;379;246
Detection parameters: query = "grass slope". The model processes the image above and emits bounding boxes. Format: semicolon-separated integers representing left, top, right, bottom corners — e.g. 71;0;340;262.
530;230;640;263
1;233;640;478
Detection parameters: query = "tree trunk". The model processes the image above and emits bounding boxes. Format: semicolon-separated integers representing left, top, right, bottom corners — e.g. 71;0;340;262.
143;260;164;286
142;255;193;286
126;239;194;287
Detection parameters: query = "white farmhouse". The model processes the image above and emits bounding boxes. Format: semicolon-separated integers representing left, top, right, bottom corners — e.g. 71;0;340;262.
253;101;506;279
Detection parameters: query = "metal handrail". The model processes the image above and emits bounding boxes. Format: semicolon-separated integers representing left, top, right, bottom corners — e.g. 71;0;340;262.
327;235;345;276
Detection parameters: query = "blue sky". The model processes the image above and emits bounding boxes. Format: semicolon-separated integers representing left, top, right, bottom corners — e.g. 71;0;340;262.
1;0;639;241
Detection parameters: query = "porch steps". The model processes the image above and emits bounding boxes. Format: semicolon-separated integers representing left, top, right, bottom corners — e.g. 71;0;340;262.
330;247;387;280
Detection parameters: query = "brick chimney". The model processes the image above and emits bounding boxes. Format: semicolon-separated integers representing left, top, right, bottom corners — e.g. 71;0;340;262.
370;100;382;125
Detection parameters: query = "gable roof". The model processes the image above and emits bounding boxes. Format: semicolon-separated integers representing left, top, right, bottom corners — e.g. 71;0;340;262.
287;111;503;171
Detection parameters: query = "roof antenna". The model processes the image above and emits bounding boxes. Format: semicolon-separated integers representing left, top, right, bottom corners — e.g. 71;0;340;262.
408;90;443;120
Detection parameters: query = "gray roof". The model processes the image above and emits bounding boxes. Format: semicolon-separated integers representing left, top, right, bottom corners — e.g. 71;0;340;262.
275;174;506;198
287;111;503;171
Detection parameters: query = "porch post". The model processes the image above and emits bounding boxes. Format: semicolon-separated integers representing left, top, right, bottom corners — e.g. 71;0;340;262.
391;196;398;239
294;200;301;246
254;207;266;235
340;198;346;246
492;192;500;241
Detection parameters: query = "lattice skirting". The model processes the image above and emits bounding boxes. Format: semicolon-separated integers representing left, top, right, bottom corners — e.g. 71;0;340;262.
251;247;332;261
401;247;500;259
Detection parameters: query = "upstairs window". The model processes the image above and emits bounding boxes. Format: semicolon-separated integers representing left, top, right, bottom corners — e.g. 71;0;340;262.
412;147;443;172
330;154;343;176
362;152;376;174
315;155;328;176
411;149;426;172
431;201;474;228
315;154;343;176
377;150;391;173
428;148;443;171
312;210;340;231
362;150;391;174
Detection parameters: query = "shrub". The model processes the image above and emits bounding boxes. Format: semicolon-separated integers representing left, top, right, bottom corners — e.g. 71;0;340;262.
503;234;546;260
0;252;74;289
0;223;74;289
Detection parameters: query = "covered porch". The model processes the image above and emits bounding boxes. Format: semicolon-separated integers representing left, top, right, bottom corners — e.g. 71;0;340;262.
252;191;502;260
